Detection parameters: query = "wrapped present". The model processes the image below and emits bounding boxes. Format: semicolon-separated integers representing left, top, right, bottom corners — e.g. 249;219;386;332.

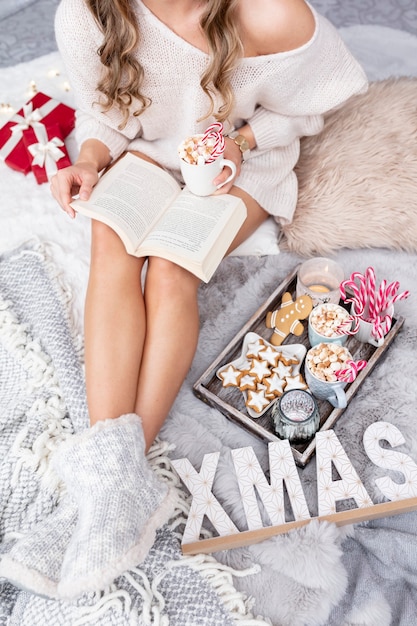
23;123;72;184
0;92;75;174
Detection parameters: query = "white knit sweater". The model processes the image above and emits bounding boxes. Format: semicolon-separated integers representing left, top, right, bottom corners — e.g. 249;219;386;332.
55;0;368;222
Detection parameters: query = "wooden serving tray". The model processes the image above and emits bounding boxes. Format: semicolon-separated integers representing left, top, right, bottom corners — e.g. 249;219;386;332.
193;265;404;467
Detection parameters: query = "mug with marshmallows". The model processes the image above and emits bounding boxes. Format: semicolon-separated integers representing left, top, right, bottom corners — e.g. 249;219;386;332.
304;342;353;409
308;302;352;347
178;127;236;196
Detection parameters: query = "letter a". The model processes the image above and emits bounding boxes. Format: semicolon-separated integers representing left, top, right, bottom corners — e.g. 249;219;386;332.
316;430;373;516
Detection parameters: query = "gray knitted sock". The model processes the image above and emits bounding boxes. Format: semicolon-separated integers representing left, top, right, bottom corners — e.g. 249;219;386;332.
54;413;176;599
0;495;77;598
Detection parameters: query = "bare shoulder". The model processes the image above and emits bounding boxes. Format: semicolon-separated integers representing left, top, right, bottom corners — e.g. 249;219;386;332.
238;0;316;56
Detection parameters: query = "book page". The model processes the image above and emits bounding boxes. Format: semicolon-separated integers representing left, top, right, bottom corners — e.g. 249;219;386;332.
139;189;241;259
71;153;181;247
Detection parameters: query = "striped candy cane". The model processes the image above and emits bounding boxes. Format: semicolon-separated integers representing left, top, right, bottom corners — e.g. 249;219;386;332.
375;279;387;316
201;122;225;162
335;359;367;383
335;314;360;336
365;267;376;321
389;287;410;307
372;314;384;340
202;122;223;141
382;313;393;335
340;272;367;315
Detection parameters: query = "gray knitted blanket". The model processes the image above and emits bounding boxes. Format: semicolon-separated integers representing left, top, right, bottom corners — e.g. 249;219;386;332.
0;242;266;626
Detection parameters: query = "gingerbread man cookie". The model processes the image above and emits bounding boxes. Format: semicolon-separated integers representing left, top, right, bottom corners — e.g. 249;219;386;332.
266;292;313;346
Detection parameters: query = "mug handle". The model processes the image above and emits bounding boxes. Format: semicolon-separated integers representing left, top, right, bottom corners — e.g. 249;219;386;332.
369;335;384;348
329;386;347;409
216;159;237;189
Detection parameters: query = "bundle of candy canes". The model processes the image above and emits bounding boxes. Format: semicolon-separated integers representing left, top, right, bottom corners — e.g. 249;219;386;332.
178;122;225;165
338;266;410;341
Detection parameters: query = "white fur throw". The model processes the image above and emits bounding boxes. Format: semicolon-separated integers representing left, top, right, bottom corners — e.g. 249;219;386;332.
281;77;417;256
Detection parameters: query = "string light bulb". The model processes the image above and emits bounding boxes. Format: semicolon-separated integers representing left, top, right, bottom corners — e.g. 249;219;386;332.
28;80;38;96
0;103;14;114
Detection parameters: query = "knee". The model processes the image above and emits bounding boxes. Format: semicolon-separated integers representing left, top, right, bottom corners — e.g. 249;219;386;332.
90;220;125;261
89;221;145;278
146;257;200;298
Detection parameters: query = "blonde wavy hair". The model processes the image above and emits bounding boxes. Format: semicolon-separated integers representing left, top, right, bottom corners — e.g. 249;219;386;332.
86;0;243;129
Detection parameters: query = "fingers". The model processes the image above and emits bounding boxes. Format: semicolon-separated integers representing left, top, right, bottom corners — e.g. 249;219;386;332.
213;162;240;195
50;173;77;219
50;164;99;219
212;137;242;194
78;179;95;201
213;178;235;195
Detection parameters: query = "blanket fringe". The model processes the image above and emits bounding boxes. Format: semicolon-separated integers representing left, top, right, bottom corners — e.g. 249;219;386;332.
0;293;72;492
73;556;267;626
169;555;269;625
0;301;58;393
124;568;169;626
73;587;135;626
30;239;85;362
73;569;169;626
4;238;85;363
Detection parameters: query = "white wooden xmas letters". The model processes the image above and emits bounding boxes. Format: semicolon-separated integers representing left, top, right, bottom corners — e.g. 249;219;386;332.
172;421;417;554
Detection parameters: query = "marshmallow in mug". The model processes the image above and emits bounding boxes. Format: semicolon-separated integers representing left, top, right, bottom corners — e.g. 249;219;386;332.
305;342;352;408
306;342;351;383
308;303;351;347
178;134;221;165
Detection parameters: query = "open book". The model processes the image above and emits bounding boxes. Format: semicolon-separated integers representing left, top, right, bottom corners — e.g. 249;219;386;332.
70;152;247;282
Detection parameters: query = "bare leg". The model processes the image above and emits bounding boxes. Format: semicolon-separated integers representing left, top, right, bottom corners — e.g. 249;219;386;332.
84;219;201;448
135;258;201;448
84;219;147;424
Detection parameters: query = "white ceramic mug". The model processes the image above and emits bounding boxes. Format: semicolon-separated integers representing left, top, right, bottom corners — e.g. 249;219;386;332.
351;302;394;348
308;303;351;347
180;155;237;196
304;343;352;409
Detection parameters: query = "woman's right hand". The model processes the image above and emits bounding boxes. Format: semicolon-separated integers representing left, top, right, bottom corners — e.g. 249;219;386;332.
50;161;100;219
50;139;111;218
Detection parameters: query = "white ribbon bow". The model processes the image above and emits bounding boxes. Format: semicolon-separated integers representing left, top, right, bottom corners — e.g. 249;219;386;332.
10;103;43;134
0;96;64;166
27;125;66;179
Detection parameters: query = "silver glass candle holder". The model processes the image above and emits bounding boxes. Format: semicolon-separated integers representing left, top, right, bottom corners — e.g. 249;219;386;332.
272;389;320;443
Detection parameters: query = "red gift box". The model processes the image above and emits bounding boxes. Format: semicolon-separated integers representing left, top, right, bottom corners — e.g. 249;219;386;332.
23;123;72;184
0;92;75;175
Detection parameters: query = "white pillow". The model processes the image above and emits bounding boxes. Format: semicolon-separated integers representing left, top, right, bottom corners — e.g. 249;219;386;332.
230;216;280;257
